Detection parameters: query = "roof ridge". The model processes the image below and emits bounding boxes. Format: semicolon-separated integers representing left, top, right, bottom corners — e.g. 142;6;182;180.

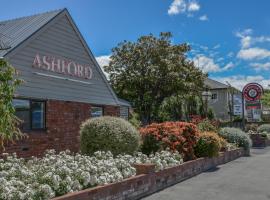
0;8;64;25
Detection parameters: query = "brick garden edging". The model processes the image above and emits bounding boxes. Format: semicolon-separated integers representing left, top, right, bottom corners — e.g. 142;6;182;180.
53;148;246;200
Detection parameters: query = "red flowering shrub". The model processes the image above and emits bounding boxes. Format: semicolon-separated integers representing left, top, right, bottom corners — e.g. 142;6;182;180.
140;122;199;161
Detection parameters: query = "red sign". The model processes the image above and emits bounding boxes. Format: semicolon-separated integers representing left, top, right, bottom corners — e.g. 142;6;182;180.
33;54;93;80
242;83;263;101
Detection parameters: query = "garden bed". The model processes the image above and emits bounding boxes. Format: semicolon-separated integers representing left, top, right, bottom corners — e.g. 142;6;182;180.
250;134;270;148
53;148;246;200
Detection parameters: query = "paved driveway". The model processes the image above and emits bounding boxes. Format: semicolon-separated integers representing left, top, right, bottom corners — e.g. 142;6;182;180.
143;148;270;200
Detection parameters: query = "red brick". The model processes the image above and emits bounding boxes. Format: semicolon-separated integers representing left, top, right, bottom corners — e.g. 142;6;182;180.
1;100;120;157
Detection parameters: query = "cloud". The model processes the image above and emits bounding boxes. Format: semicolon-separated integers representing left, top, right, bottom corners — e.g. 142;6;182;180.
227;52;234;58
96;55;111;79
199;15;208;21
213;75;269;90
188;1;200;11
168;0;200;16
223;62;235;70
237;47;270;60
213;44;220;49
168;0;186;15
193;55;234;73
235;28;270;49
250;62;270;71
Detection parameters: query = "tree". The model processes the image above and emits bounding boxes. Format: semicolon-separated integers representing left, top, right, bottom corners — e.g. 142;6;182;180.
261;89;270;108
0;58;23;147
104;32;206;124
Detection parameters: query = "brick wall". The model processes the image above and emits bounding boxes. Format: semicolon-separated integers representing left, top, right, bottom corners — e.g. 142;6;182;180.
2;100;120;157
53;148;246;200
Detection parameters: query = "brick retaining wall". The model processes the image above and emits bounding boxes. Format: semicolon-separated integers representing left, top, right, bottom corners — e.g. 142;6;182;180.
53;148;246;200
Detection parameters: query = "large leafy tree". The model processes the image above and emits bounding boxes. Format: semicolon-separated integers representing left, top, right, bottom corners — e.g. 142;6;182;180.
0;58;23;147
261;89;270;108
104;32;206;124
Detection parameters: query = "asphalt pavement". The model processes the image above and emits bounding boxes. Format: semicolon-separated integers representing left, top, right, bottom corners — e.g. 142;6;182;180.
142;148;270;200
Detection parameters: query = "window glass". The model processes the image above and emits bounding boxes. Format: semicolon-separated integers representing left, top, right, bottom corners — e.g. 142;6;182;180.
12;99;30;130
211;93;218;100
31;101;45;129
13;99;30;110
91;107;103;117
12;99;45;130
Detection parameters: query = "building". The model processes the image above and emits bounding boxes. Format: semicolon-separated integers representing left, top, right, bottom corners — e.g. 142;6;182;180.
0;9;130;157
204;78;242;121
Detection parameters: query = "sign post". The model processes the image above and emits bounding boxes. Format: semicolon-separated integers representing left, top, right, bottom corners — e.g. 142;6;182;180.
242;83;264;129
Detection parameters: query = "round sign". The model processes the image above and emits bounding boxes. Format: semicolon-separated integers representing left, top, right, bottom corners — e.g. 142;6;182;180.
242;83;263;101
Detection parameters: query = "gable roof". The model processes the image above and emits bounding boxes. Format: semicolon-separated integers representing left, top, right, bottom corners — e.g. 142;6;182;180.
0;9;120;106
0;9;63;57
204;78;229;89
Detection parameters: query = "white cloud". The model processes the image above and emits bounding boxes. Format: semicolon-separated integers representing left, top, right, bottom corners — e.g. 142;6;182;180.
223;62;235;70
188;1;200;11
227;52;234;58
199;15;208;21
235;28;270;49
213;44;220;49
250;62;270;71
213;75;269;90
168;0;186;15
96;55;111;79
193;55;220;73
193;55;234;73
168;0;200;16
237;47;270;60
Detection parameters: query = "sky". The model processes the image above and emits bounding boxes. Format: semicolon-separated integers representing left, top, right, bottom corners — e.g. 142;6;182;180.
1;0;270;90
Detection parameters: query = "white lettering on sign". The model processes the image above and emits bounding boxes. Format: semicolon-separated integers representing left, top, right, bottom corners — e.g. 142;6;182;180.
32;54;93;79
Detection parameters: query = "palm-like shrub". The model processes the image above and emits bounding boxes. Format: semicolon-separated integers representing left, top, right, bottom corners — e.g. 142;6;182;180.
195;132;221;158
218;127;251;150
257;124;270;133
80;116;140;156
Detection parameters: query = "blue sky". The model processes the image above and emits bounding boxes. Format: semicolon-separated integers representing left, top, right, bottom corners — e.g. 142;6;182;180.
1;0;270;89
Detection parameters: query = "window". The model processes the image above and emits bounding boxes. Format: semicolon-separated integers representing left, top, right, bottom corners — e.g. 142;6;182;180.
211;93;218;100
13;99;46;130
91;106;103;118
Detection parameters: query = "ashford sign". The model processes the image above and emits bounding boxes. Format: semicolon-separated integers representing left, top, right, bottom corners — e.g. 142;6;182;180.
32;54;93;79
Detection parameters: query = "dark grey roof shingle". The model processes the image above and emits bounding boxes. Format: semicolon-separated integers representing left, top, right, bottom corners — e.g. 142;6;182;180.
204;78;229;89
0;9;63;57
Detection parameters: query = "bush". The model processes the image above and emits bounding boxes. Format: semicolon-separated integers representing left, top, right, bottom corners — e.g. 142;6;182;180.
218;127;252;150
245;123;258;132
140;122;199;160
195;132;221;158
0;150;181;199
80;116;140;156
257;124;270;133
197;119;217;132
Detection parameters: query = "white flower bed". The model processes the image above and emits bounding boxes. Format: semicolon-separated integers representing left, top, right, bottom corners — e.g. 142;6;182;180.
0;150;183;200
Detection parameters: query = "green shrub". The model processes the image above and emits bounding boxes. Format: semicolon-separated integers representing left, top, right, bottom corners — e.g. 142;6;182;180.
80;116;140;156
257;124;270;133
197;119;217;132
195;132;221;158
218;127;252;150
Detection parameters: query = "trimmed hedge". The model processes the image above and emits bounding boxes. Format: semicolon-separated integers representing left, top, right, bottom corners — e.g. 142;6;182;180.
80;116;140;156
218;127;252;150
